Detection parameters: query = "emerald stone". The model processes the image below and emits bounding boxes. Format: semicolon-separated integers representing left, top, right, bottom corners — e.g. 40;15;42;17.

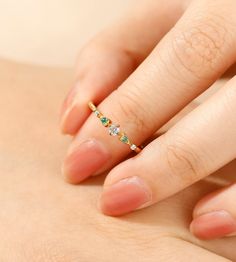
120;134;129;144
100;117;110;126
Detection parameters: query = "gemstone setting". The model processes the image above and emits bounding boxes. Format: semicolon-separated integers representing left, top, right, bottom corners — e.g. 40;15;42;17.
88;102;141;153
130;144;137;151
119;133;129;144
109;124;120;136
100;117;110;126
94;110;100;117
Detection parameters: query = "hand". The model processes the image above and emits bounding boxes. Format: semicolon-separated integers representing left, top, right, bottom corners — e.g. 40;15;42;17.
1;59;236;260
60;0;236;239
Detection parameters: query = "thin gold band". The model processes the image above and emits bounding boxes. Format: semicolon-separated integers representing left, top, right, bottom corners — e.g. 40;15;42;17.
88;102;142;153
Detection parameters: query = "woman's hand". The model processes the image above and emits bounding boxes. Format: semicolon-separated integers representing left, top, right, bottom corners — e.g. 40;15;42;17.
1;59;236;260
60;0;236;239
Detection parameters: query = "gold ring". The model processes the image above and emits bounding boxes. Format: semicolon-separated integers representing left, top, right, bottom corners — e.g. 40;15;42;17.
88;102;142;153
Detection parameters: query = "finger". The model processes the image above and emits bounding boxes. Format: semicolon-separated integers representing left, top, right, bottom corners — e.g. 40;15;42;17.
63;0;236;184
190;184;236;240
100;76;236;216
60;0;184;134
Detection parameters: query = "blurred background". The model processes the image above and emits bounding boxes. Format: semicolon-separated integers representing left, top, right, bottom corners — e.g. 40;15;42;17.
0;0;223;101
0;0;134;67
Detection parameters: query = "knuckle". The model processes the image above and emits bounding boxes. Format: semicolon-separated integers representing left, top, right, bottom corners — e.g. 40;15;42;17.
163;136;200;185
171;15;228;78
114;86;151;133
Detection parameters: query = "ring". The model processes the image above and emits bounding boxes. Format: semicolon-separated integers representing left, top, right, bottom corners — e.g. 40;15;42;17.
88;102;142;153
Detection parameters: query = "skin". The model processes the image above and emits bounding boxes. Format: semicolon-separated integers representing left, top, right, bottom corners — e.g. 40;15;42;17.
60;0;236;239
1;59;236;261
61;0;236;239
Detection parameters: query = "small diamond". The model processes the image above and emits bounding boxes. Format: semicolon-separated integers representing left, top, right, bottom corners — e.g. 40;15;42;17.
130;144;137;151
94;110;100;117
109;124;120;136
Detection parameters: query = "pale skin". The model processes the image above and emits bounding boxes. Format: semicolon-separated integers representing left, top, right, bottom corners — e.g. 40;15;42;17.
1;59;236;261
60;0;236;239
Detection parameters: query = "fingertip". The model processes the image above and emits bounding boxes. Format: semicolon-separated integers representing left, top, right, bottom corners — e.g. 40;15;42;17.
62;139;111;184
190;210;236;240
192;184;236;219
60;85;78;120
60;97;92;135
100;176;152;216
60;104;82;135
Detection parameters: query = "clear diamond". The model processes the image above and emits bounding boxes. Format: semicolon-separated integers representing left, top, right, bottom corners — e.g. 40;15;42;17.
94;110;100;116
130;144;137;151
109;124;120;136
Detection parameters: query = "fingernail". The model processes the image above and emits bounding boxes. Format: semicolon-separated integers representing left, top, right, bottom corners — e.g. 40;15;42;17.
61;103;88;135
60;83;89;135
190;210;236;240
60;85;78;120
63;139;111;183
100;176;152;216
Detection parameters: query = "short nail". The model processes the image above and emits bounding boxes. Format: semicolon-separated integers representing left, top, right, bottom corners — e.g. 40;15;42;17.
60;84;89;135
60;85;78;119
190;210;236;240
100;176;152;216
61;103;88;134
63;139;111;183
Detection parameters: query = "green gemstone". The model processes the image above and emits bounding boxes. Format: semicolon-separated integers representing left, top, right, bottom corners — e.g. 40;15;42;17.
120;134;129;144
100;117;110;126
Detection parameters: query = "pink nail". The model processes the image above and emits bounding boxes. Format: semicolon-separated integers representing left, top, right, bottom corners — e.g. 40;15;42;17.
61;103;88;135
190;210;236;240
60;86;78;119
60;83;90;135
100;176;152;216
63;139;111;183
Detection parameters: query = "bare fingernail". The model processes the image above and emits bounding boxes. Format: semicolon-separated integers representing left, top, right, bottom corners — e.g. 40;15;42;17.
100;176;152;216
63;139;111;183
60;83;89;135
190;210;236;240
60;85;78;119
